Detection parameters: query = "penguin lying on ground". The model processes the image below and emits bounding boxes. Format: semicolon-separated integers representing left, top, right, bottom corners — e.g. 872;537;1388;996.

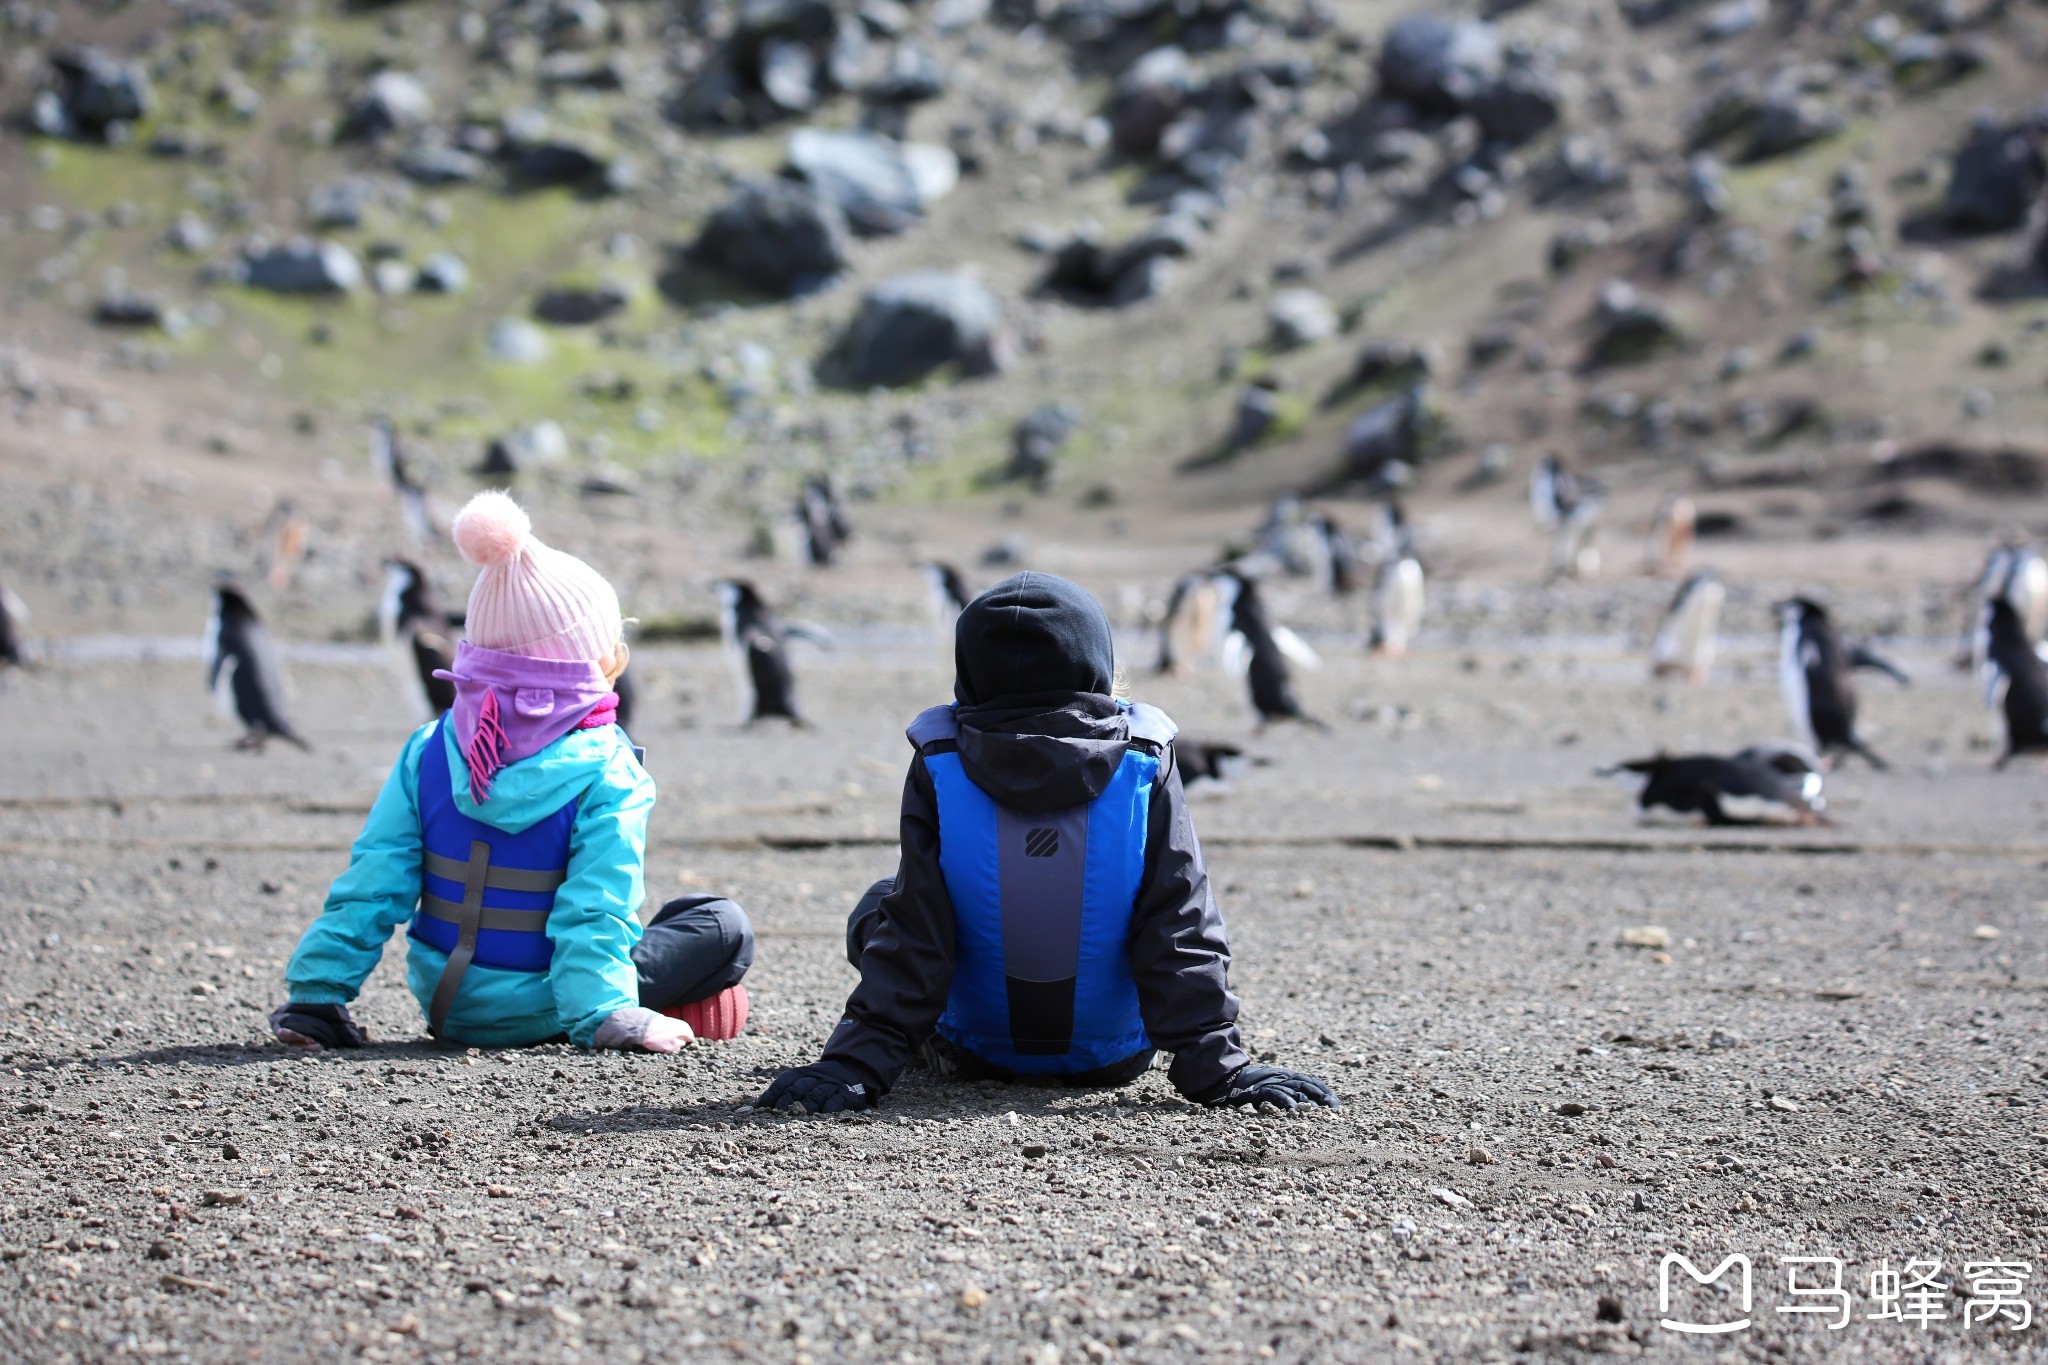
1219;570;1328;731
1176;738;1265;789
1603;743;1826;826
1981;597;2048;769
1776;597;1905;769
716;580;828;728
379;559;459;720
206;584;310;751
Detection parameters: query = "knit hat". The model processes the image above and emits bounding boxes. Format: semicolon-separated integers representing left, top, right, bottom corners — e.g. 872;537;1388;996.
451;491;622;663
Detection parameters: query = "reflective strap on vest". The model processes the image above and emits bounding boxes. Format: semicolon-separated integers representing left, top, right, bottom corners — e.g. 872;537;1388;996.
426;839;493;1038
417;894;554;934
421;849;566;895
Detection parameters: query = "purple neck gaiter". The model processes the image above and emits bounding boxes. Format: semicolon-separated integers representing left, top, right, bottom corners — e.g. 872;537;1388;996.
433;641;615;803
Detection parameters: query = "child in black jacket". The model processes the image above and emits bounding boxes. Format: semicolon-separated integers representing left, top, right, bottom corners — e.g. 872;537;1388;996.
760;572;1337;1113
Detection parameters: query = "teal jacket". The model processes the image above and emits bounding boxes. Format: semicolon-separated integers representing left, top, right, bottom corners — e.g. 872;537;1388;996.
285;721;655;1047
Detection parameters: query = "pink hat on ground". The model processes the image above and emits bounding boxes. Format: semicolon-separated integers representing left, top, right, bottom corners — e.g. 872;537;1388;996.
451;491;622;663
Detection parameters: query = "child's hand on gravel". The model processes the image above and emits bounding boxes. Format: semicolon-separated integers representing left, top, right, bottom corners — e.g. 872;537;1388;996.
593;1007;694;1053
267;1002;368;1051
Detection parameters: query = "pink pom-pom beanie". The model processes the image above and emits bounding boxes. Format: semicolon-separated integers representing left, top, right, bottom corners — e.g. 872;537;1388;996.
451;491;622;663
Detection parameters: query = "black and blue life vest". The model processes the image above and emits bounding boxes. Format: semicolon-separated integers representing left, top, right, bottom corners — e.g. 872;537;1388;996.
408;719;576;1035
909;701;1177;1074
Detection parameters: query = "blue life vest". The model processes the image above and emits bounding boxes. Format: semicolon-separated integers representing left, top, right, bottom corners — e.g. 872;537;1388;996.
911;702;1176;1074
408;719;577;1034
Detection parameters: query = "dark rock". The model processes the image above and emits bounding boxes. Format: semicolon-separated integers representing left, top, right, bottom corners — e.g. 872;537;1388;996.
690;178;849;298
1587;280;1681;366
2035;223;2048;277
787;128;958;236
1877;442;2045;493
835;270;1007;387
1469;64;1562;146
1596;1296;1625;1324
305;178;380;230
1110;46;1195;157
242;239;365;295
533;283;628;325
1744;91;1842;162
36;47;153;141
863;43;946;104
1040;213;1201;308
760;37;821;112
1346;341;1432;392
93;293;167;328
344;70;431;141
1268;289;1338;349
395;144;489;186
1230;382;1282;448
416;252;470;294
1008;403;1082;488
1111;255;1175;305
1942;121;2046;235
1377;16;1502;112
1343;385;1434;480
505;120;629;192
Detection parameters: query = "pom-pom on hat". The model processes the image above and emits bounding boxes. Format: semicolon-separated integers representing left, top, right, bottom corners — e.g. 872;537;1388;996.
451;490;622;663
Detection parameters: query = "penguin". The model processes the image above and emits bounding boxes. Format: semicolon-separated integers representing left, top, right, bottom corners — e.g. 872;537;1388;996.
716;579;820;728
1310;513;1367;596
370;418;435;544
0;583;28;668
1528;454;1581;530
1156;571;1225;676
1646;494;1696;578
1963;543;2048;674
1776;597;1902;769
797;477;851;567
1368;554;1426;658
379;559;458;720
1254;494;1326;580
1649;570;1725;684
1532;454;1601;579
1603;743;1826;826
205;584;310;751
262;498;310;593
922;562;972;644
1981;597;2048;769
1368;498;1414;566
1219;570;1326;730
1175;738;1264;789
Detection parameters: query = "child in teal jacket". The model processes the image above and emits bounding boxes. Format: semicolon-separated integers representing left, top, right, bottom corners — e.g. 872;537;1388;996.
271;492;752;1052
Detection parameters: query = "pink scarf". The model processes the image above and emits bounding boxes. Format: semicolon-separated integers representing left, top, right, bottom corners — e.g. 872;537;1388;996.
434;642;620;804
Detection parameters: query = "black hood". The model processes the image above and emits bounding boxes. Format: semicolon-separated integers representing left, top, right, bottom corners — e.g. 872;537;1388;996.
951;572;1129;813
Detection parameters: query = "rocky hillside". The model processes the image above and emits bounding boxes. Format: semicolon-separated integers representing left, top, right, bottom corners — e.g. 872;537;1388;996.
2;0;2047;628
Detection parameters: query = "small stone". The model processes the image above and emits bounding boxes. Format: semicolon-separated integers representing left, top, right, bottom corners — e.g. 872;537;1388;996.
199;1190;246;1206
959;1284;988;1308
1972;924;2001;940
1556;1101;1588;1116
486;1184;518;1198
1596;1295;1624;1324
189;982;217;996
1708;1028;1743;1050
1767;1095;1799;1112
220;1142;240;1160
1616;926;1669;950
146;1241;175;1260
1021;1144;1048;1159
1429;1186;1473;1210
1467;1146;1494;1166
1631;1192;1652;1213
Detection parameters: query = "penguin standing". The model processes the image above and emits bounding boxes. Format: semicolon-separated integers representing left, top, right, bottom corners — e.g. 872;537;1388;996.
1603;743;1825;826
379;559;459;719
371;418;435;544
262;498;310;593
716;580;818;728
0;583;28;668
1220;570;1326;730
205;584;310;751
1776;598;1902;768
1311;513;1367;596
1531;454;1601;579
1254;495;1326;580
1368;555;1425;658
1156;571;1225;676
1649;570;1725;683
1963;543;2048;674
922;562;972;645
1646;494;1695;578
797;477;851;567
1981;597;2048;769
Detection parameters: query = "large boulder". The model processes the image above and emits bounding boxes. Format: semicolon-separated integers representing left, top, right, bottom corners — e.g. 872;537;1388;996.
1343;385;1433;481
1008;403;1082;488
1110;46;1196;157
1377;16;1502;112
1587;280;1682;366
1469;65;1563;146
395;143;489;186
786;128;957;236
1942;120;2046;234
1039;212;1202;307
32;47;152;141
690;178;849;297
836;270;1006;387
242;239;364;295
1268;289;1339;349
343;71;431;141
533;282;629;325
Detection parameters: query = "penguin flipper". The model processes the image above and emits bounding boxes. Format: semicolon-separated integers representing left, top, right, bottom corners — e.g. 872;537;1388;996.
1848;738;1889;771
1272;627;1322;671
1849;645;1909;686
785;623;835;648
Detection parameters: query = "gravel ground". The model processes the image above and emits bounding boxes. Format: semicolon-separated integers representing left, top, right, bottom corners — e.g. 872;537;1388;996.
3;644;2046;1364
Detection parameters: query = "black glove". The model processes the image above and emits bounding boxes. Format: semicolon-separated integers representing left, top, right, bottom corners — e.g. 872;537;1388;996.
269;1002;368;1050
758;1060;880;1114
1194;1065;1340;1111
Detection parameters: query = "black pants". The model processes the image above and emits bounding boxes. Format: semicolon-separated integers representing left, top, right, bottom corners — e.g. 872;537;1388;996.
634;896;754;1011
847;878;1155;1088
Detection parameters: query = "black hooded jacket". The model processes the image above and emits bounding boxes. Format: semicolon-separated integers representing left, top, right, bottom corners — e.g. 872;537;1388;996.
819;572;1248;1099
